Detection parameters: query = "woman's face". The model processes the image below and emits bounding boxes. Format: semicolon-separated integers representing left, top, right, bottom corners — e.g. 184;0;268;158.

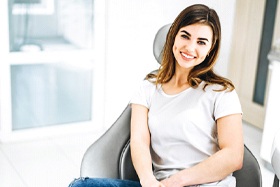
172;23;213;71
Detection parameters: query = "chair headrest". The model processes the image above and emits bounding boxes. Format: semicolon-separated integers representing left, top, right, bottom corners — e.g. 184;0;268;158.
271;131;280;179
153;24;171;64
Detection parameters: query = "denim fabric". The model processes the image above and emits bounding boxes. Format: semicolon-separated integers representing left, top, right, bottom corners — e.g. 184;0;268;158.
68;177;141;187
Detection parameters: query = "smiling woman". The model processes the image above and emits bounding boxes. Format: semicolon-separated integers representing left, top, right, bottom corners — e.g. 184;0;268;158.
69;3;243;187
130;4;243;187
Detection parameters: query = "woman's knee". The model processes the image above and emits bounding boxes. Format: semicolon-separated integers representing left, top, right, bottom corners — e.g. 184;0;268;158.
68;177;90;187
68;177;141;187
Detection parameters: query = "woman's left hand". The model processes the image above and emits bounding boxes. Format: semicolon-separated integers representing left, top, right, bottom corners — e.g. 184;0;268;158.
160;177;183;187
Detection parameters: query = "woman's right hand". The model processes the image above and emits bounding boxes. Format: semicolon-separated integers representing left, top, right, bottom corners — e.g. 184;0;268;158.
140;177;166;187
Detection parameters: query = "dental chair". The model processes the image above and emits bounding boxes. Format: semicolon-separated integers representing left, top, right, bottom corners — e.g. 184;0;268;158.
271;131;280;187
80;24;262;187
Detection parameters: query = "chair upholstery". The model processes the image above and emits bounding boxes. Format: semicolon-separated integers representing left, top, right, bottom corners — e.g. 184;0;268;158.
80;24;262;187
234;145;262;187
271;131;280;187
153;23;171;63
81;105;133;179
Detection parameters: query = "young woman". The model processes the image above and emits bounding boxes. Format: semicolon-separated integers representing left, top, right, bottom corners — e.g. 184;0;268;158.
69;4;243;187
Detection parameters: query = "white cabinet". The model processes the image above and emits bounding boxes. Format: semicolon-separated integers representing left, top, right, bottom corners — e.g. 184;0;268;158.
260;50;280;163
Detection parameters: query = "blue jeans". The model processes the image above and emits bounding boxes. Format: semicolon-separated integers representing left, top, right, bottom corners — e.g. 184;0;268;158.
68;177;141;187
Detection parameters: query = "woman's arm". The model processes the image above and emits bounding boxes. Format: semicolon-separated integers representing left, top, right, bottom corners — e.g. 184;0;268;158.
130;104;166;187
161;113;244;187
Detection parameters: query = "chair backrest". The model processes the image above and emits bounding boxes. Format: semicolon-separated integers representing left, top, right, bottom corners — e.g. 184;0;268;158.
80;24;262;187
80;105;132;179
271;130;280;187
153;23;171;63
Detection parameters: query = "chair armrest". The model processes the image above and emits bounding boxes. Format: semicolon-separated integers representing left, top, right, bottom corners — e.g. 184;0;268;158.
80;105;132;178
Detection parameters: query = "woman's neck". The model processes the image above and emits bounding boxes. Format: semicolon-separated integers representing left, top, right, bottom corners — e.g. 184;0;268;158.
162;72;190;95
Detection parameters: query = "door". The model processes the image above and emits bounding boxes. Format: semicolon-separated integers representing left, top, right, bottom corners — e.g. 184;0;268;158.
228;0;280;129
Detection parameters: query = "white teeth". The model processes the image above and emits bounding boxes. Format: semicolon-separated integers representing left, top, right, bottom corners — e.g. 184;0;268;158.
182;53;195;59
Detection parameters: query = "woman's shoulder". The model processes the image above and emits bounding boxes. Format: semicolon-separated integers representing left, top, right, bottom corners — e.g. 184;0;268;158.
130;79;158;108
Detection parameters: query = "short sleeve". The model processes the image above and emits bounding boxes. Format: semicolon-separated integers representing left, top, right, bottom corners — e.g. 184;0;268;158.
129;80;156;109
214;89;242;120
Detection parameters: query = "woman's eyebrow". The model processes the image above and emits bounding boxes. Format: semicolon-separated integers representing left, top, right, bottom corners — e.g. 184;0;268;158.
198;37;209;42
180;30;210;42
180;30;191;37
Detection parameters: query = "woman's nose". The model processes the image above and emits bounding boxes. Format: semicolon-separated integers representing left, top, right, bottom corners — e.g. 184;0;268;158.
185;40;196;52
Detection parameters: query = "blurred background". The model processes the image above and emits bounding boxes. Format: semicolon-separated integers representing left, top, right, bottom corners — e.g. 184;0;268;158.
0;0;279;186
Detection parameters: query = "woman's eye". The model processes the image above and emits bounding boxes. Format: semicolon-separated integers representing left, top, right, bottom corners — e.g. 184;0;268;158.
198;41;206;45
181;34;189;39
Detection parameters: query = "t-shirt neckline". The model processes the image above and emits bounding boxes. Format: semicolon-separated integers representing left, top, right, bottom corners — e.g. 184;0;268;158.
159;84;193;98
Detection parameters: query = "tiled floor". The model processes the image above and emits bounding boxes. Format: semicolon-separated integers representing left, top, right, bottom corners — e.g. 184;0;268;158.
0;122;275;187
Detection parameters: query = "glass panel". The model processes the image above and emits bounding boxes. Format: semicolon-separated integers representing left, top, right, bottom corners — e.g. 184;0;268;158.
11;63;93;130
8;0;95;130
8;0;94;52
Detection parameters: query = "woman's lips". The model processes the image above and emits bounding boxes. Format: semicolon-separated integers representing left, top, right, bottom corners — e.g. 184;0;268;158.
181;52;195;59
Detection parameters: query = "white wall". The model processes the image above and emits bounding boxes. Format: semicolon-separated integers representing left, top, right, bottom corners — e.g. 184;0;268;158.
102;0;236;127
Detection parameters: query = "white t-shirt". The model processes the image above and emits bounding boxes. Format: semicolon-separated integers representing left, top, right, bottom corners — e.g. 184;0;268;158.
130;80;242;187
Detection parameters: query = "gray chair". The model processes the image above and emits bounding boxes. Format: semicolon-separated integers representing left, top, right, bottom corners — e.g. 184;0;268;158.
271;131;280;187
80;24;262;187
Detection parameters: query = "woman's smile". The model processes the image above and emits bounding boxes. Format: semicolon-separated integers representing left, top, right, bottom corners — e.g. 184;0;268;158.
181;51;196;60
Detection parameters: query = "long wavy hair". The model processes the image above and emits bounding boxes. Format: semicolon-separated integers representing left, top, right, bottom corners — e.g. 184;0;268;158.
146;4;234;91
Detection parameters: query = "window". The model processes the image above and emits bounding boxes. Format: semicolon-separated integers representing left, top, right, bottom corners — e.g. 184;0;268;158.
0;0;105;141
9;0;93;52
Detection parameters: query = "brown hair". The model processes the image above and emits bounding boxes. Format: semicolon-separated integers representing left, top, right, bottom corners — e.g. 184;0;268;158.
146;4;234;91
